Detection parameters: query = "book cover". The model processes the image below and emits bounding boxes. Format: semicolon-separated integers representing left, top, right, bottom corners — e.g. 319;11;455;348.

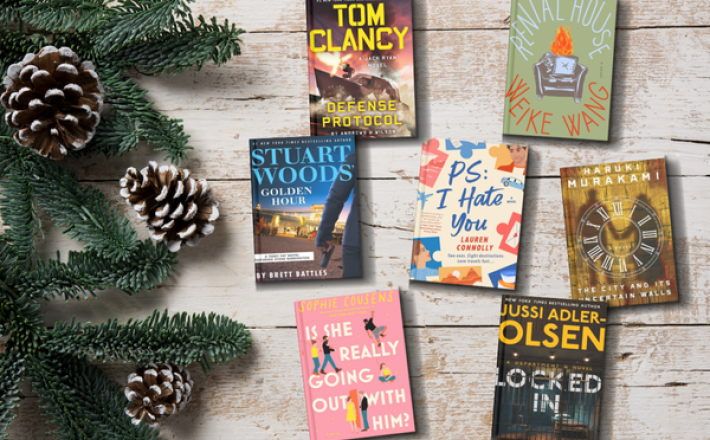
410;138;528;289
503;0;618;141
307;0;416;139
560;158;678;307
492;296;608;440
295;290;415;440
250;135;361;282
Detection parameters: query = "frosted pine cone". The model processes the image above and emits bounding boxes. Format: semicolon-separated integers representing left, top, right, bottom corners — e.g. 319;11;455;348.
120;162;219;252
1;46;103;159
124;363;194;427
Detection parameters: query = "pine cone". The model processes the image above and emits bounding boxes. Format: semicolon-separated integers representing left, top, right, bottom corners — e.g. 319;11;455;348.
124;363;194;427
1;45;104;160
120;162;219;252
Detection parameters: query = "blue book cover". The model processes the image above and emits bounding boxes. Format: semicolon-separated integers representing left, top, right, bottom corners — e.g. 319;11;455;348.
249;135;361;282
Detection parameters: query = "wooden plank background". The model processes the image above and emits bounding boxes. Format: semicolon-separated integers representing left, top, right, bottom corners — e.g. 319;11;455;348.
8;0;710;438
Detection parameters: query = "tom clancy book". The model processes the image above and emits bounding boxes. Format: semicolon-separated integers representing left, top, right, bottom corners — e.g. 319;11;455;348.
250;135;361;282
295;290;415;440
560;158;678;307
307;0;416;139
410;138;528;289
492;296;607;440
503;0;618;141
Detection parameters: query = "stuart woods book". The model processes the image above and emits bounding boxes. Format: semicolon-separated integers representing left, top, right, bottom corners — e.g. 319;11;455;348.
307;0;416;138
250;135;361;282
560;158;678;307
410;138;528;289
503;0;618;141
492;296;608;440
295;290;415;439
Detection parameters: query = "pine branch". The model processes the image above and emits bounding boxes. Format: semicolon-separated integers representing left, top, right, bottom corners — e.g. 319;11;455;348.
0;0;21;27
20;0;109;33
106;15;244;74
27;354;161;440
0;141;139;262
15;240;177;300
0;352;24;440
48;310;252;372
0;281;45;357
95;0;193;53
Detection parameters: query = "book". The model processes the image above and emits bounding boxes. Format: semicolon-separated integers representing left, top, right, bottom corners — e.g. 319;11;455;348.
560;158;678;307
503;0;618;141
492;296;608;440
250;135;361;282
306;0;416;139
410;138;528;289
295;290;415;439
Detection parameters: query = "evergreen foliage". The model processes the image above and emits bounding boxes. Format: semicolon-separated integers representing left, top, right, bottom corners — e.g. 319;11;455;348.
0;1;251;438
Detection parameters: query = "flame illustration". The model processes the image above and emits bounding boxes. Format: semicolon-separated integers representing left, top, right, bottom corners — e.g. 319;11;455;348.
550;26;574;56
315;51;353;76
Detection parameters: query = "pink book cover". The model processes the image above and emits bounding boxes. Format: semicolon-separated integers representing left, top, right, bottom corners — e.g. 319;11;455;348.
294;289;415;439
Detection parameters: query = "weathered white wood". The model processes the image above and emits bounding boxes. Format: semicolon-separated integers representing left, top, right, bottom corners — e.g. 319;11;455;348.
188;0;710;32
8;327;710;439
69;27;710;181
37;177;708;328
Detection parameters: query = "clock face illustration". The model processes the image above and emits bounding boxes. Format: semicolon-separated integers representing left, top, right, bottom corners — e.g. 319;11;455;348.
576;197;663;278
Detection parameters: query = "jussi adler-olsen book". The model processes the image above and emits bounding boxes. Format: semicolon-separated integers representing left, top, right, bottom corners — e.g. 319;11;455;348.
492;296;608;440
250;135;361;282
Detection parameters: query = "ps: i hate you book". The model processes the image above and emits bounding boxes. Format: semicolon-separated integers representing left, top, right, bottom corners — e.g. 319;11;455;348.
503;0;618;141
295;290;415;440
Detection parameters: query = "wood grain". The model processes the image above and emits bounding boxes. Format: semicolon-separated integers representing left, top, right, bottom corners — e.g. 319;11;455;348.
6;0;710;438
8;327;710;439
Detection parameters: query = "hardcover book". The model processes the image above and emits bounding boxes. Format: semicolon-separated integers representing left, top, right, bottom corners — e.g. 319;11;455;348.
561;158;678;307
410;138;528;289
250;135;361;282
307;0;416;139
492;296;608;440
503;0;618;141
295;290;415;439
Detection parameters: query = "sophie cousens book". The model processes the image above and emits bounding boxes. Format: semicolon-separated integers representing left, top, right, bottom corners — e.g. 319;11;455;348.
561;158;678;307
410;138;528;289
503;0;618;141
250;135;361;282
492;296;607;440
295;290;415;439
307;0;416;139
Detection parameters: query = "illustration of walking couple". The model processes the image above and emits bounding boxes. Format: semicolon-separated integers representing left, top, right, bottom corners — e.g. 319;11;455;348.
346;391;371;433
311;335;342;375
363;310;388;348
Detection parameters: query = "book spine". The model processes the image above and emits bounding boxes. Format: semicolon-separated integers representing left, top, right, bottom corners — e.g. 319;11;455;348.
294;305;318;440
560;169;579;298
502;0;519;135
306;0;316;137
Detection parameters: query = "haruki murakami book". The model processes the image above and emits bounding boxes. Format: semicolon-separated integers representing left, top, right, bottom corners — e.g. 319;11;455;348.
295;290;415;440
307;0;416;138
410;138;528;289
492;296;608;440
503;0;618;141
250;135;361;282
561;158;678;307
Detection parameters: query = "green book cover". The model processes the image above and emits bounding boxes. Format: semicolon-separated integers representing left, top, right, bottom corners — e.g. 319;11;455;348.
503;0;618;141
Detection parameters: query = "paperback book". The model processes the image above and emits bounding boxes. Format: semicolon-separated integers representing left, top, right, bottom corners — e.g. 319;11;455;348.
561;158;678;307
250;135;361;282
503;0;618;141
410;138;528;289
492;296;608;440
307;0;416;138
295;290;415;439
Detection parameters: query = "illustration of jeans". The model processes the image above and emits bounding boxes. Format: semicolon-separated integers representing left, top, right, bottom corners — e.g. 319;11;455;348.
312;357;320;374
362;410;369;429
379;375;396;382
323;354;338;371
